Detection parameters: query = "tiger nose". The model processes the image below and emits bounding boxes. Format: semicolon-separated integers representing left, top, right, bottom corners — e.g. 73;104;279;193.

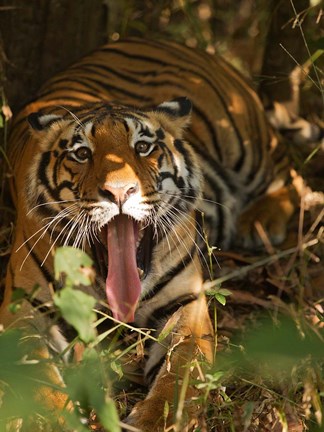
100;182;139;205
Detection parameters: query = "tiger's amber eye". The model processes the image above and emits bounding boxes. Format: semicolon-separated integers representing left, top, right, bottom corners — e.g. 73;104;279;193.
135;141;151;154
74;146;91;161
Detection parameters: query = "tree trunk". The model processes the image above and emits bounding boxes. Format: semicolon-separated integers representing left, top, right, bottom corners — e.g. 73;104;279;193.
0;0;107;114
259;0;310;109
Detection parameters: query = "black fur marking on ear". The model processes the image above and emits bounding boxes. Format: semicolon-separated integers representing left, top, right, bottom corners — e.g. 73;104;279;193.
27;112;44;131
173;97;192;117
27;112;62;131
157;97;192;118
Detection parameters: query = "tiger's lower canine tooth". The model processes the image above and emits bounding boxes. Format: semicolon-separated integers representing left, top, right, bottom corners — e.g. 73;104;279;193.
137;268;144;279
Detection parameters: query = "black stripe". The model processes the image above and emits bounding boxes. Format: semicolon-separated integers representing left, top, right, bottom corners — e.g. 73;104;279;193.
102;44;243;160
143;243;197;301
28;297;56;318
53;152;66;187
37;151;52;191
56;318;79;342
203;172;225;245
147;293;198;330
186;128;237;191
94;72;224;162
77;63;146;86
28;245;54;284
59;139;69;149
145;356;165;386
27;297;78;342
22;235;64;289
34;193;55;218
145;294;198;384
39;95;97;105
57;179;74;192
62;163;78;180
46;75;153;104
174;138;193;181
100;46;169;67
37;152;63;202
39;82;102;100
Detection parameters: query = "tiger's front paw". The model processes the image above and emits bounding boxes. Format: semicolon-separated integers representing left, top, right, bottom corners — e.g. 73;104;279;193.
124;394;202;432
237;186;297;249
124;397;166;432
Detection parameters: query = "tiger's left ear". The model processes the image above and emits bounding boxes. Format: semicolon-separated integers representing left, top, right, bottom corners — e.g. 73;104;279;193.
27;112;63;131
156;97;192;130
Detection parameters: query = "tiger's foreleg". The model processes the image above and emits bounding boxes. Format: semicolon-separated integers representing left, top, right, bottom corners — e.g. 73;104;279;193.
126;293;214;432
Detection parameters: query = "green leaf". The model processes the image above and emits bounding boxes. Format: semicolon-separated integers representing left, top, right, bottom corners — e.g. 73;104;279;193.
98;398;121;432
215;293;226;306
83;346;99;361
0;329;24;366
8;302;22;314
8;288;26;314
206;286;231;305
206;372;224;382
65;352;120;432
111;360;124;380
217;288;232;297
63;410;90;432
54;287;96;343
228;316;324;376
54;246;94;286
163;400;170;423
10;287;27;302
195;371;224;390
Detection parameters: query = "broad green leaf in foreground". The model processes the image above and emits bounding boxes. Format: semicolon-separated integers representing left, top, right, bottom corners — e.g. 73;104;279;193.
54;247;96;343
98;398;121;432
54;287;96;343
66;349;121;432
54;246;94;286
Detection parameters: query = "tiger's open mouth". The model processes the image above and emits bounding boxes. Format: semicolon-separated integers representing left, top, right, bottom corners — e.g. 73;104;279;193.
92;215;153;323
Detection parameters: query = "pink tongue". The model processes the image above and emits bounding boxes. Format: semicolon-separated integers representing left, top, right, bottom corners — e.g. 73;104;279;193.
105;215;141;322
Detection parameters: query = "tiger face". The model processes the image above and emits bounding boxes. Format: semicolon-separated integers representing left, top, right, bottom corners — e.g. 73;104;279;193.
25;98;202;322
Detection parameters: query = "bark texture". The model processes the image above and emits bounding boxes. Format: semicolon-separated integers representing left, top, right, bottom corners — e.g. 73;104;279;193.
259;0;310;106
0;0;107;113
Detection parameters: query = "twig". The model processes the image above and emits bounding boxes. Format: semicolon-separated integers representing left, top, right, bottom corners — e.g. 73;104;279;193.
203;238;319;290
289;0;324;108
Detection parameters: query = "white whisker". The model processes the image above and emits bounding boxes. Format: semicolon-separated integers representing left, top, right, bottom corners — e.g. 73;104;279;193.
161;190;228;209
26;198;80;216
55;105;85;129
41;211;84;266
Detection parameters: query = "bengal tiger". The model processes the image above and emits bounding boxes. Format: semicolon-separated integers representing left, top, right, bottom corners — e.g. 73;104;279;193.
1;38;297;431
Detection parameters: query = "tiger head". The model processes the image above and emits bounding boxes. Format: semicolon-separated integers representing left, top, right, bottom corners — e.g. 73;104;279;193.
25;97;202;322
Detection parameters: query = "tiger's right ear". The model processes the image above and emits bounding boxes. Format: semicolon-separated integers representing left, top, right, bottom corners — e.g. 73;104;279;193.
27;112;62;131
155;97;192;133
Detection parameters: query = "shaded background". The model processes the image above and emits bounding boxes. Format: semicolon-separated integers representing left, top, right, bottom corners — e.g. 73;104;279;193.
0;0;323;115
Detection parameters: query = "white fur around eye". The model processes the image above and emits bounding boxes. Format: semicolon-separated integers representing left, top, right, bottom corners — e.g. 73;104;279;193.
125;118;155;149
134;141;156;157
68;143;92;163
